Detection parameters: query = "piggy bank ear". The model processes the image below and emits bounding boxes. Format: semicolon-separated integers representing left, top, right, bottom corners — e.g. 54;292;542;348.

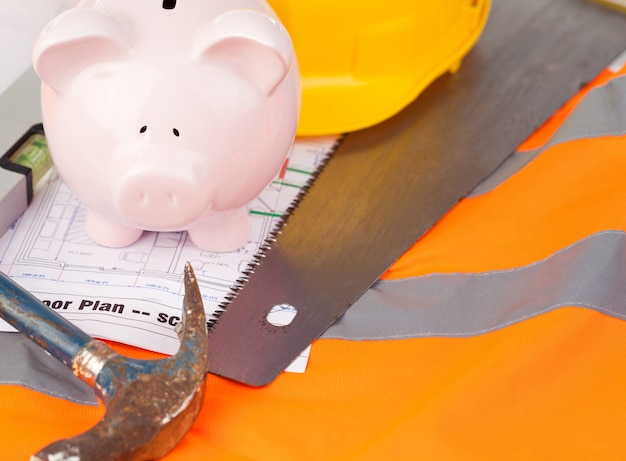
194;10;294;95
33;8;133;94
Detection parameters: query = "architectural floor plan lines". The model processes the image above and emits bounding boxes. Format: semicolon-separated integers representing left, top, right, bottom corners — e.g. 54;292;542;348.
0;136;338;367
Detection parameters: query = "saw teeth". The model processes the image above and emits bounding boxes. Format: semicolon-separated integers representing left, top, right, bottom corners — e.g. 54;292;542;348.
207;135;345;333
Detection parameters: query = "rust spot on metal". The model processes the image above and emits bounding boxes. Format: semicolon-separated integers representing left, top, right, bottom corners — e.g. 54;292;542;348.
1;265;208;461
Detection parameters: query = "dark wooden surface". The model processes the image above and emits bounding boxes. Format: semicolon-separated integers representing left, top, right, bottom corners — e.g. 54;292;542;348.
208;0;626;386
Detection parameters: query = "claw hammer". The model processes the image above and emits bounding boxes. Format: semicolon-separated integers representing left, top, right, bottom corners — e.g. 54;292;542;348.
0;262;209;461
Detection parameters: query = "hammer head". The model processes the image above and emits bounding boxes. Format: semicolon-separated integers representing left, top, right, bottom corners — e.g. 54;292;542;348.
32;262;209;461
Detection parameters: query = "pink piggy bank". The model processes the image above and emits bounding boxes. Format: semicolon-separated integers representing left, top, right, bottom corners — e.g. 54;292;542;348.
32;0;299;251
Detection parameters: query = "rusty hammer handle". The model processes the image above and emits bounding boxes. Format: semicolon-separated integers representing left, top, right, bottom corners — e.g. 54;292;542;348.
0;272;93;369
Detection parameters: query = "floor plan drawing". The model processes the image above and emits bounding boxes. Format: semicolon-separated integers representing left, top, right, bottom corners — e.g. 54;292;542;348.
0;136;338;367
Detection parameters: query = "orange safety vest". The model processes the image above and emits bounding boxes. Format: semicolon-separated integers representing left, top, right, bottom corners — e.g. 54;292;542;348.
3;58;626;461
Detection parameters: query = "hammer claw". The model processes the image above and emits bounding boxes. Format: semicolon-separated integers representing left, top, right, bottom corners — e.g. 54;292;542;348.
32;378;206;461
1;263;209;461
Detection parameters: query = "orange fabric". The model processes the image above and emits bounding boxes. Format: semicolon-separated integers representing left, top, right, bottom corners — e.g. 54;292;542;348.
3;52;626;461
382;63;626;280
3;309;626;460
383;134;626;280
382;65;626;280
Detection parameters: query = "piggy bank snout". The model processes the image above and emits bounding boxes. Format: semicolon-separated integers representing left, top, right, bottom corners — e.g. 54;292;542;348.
114;169;211;230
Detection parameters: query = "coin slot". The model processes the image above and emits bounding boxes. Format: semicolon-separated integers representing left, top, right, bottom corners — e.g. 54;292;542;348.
266;304;297;327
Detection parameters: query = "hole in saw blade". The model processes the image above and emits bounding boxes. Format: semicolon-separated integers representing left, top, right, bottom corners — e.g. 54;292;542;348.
266;304;297;327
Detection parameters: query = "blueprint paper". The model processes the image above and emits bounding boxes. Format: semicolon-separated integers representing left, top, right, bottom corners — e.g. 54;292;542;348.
0;136;338;371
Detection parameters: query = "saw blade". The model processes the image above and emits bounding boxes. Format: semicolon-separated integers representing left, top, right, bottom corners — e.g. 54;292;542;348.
207;0;626;386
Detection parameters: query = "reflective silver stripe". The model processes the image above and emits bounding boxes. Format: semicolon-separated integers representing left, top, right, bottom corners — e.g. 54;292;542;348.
470;74;626;197
0;333;97;405
323;230;626;340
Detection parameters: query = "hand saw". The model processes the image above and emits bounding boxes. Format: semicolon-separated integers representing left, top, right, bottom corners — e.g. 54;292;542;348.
206;0;626;387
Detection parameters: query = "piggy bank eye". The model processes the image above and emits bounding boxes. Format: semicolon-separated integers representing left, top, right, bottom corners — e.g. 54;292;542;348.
163;0;176;9
173;128;180;137
139;125;148;134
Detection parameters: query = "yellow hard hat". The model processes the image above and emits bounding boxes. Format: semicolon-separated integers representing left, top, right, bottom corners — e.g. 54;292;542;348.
268;0;491;135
